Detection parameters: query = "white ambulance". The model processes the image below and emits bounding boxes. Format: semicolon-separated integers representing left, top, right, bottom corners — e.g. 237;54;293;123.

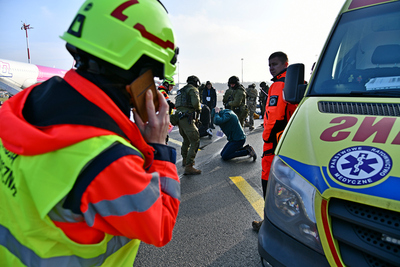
258;0;400;266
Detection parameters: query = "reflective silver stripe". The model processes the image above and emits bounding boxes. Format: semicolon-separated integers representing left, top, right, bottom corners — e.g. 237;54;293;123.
160;176;181;201
0;224;132;266
84;173;160;227
48;197;84;223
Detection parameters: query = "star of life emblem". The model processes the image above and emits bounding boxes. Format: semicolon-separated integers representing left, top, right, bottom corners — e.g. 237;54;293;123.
328;146;392;186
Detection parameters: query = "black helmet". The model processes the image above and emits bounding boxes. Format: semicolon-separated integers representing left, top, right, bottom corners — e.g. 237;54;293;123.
260;81;267;87
187;75;200;87
228;76;240;86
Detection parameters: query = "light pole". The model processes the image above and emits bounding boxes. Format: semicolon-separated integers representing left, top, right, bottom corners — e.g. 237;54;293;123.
241;58;244;83
21;22;33;64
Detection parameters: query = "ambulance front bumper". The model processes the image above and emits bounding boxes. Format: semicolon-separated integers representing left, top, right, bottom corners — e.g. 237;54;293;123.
258;216;330;267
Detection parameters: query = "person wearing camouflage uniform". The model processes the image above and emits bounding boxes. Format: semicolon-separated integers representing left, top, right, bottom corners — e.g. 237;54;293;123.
259;81;269;119
222;76;248;127
246;83;258;131
175;75;202;175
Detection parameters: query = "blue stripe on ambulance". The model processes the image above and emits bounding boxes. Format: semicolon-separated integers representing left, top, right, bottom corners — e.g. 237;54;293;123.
280;155;400;201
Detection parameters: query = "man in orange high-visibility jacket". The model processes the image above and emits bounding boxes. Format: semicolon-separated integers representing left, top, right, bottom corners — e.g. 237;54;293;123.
158;77;176;114
252;52;297;232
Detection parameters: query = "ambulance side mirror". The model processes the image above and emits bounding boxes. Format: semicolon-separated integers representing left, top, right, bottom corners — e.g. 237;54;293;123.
283;63;307;104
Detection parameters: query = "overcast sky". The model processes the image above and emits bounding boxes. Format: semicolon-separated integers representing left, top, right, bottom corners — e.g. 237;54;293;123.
0;0;345;84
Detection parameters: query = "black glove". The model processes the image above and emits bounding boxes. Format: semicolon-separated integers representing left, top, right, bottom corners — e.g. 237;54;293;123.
168;101;175;109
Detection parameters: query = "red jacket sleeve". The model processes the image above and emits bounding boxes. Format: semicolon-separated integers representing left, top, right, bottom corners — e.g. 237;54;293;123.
262;81;287;142
263;79;298;146
80;143;180;247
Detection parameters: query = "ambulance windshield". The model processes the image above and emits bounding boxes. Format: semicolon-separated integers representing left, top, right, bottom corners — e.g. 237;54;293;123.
310;1;400;96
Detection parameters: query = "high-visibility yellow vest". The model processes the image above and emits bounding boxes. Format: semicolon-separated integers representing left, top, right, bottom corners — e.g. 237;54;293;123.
0;135;142;267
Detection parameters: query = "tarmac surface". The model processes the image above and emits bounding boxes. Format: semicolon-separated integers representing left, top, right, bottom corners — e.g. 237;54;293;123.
134;96;267;266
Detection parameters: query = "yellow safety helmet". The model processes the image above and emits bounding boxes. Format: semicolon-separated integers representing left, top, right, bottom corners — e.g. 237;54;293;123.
61;0;178;79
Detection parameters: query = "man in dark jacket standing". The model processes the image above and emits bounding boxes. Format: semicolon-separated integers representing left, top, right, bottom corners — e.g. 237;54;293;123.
258;81;269;119
202;81;217;129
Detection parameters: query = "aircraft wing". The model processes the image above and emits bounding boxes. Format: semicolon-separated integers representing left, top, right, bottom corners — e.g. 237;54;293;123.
0;78;23;95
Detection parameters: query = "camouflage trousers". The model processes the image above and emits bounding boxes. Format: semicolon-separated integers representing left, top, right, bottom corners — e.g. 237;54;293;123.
247;104;257;127
178;117;200;166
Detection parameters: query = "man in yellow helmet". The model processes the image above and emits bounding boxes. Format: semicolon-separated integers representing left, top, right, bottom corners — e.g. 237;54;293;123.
158;77;176;114
0;1;180;266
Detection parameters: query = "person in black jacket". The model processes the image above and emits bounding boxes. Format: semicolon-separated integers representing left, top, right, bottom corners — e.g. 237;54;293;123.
202;81;217;129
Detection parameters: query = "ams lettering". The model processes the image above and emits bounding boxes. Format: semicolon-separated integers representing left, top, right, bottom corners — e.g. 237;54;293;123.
320;116;400;145
0;158;17;197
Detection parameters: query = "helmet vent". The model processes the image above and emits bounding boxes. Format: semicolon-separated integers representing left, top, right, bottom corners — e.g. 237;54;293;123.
83;3;93;11
67;14;85;38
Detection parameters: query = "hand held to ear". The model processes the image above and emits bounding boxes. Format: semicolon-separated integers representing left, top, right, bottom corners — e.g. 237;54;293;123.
134;90;169;144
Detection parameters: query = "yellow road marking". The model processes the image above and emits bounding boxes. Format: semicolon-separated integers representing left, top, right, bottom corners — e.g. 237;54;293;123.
229;176;264;219
167;137;202;151
168;138;182;146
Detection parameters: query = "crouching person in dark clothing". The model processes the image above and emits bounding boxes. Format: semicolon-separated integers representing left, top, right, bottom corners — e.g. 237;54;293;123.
213;107;257;161
197;105;213;138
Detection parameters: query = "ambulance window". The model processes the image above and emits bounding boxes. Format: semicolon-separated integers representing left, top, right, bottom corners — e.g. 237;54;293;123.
310;1;400;96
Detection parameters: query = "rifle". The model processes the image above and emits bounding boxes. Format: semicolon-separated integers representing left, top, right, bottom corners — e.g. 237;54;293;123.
260;87;268;96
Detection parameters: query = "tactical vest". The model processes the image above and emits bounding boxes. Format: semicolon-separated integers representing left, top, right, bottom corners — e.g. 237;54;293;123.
233;88;246;106
175;85;192;108
0;135;141;266
247;88;257;99
246;88;258;105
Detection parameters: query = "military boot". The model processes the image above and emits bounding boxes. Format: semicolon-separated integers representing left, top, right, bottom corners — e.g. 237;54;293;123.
184;164;201;175
252;220;263;232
